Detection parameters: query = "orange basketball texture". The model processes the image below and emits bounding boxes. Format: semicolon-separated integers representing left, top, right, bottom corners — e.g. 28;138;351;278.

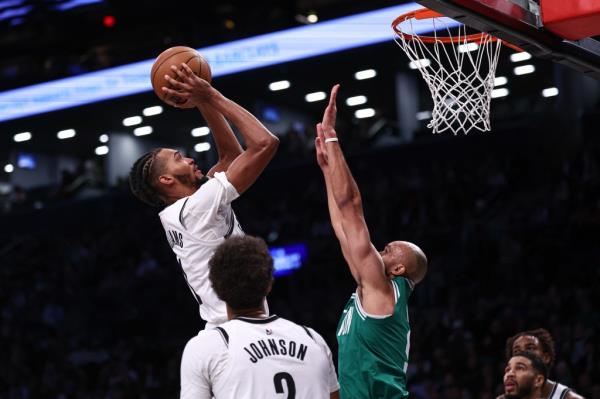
150;46;212;108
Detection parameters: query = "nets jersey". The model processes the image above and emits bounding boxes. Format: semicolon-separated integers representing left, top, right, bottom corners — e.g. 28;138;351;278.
336;276;414;399
159;172;243;326
180;315;340;399
497;380;574;399
548;381;573;399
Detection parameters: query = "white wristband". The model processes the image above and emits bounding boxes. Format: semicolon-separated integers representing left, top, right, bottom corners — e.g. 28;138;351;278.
325;137;339;143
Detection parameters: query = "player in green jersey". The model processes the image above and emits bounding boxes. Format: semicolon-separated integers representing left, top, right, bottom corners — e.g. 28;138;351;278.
315;84;428;399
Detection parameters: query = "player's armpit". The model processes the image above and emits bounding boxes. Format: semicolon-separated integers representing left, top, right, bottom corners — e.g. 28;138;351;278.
339;220;395;314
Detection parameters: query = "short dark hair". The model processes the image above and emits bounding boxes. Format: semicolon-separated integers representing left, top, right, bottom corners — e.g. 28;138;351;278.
209;235;274;310
511;351;549;380
505;328;556;368
129;149;166;207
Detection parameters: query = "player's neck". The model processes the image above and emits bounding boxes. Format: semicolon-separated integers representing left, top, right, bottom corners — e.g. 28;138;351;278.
227;306;267;320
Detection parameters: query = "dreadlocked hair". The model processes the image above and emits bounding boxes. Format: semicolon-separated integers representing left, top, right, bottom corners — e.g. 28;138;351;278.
505;328;556;368
129;149;166;207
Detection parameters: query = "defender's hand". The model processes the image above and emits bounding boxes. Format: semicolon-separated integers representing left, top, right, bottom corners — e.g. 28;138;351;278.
315;128;329;170
321;84;340;137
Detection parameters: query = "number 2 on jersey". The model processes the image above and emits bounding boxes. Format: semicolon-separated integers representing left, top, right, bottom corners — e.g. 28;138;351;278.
273;372;296;398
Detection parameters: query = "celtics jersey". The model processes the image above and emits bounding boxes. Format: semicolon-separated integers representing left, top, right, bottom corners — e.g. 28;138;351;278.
336;276;414;399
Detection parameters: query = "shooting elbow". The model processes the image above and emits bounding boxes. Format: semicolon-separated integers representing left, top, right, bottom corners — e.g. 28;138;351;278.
335;191;362;211
260;134;279;150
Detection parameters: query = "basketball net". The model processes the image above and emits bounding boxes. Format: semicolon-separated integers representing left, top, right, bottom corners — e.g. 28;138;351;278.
393;9;505;135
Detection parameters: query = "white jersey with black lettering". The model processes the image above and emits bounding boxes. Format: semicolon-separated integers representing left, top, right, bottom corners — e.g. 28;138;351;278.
158;172;243;327
548;380;572;399
180;315;340;399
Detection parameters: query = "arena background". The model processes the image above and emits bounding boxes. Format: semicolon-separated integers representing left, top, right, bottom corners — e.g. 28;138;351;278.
1;0;599;398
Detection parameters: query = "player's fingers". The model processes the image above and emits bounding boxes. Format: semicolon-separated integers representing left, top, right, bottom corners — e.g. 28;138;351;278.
161;86;190;101
172;65;189;81
316;123;324;138
164;74;183;88
161;92;182;108
329;84;340;106
180;63;195;77
315;136;324;153
165;75;193;92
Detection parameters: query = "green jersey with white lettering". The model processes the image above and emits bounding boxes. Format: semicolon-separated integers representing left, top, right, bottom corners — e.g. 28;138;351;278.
336;276;413;399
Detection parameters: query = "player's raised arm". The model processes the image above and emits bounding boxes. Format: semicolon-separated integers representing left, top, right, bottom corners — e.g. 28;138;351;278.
317;85;395;313
166;64;243;177
163;64;279;195
315;101;360;282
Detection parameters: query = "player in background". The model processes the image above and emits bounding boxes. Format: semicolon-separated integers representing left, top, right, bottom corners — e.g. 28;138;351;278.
497;329;584;399
315;84;427;398
503;352;549;399
129;63;279;328
180;235;340;399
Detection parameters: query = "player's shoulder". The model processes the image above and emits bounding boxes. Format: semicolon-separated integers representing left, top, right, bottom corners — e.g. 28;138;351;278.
185;328;229;354
565;390;585;399
158;196;187;220
278;318;329;347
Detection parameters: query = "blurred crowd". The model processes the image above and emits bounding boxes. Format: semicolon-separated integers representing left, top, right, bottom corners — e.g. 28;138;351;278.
1;125;599;398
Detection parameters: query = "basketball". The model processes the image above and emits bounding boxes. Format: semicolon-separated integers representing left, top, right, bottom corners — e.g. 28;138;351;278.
150;46;212;108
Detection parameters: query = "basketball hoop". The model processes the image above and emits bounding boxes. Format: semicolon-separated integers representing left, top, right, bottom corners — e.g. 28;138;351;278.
392;8;522;135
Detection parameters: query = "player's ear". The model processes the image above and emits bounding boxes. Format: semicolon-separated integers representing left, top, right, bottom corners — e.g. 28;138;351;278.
159;174;174;186
541;352;552;365
533;374;544;389
390;263;406;277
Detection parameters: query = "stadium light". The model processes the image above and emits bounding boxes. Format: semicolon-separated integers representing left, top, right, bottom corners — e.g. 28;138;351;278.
354;69;377;80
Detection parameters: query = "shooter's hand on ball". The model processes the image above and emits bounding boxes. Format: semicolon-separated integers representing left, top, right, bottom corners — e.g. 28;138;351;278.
162;63;214;108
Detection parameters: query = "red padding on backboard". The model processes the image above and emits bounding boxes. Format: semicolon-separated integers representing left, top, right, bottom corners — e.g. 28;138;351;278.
541;0;600;40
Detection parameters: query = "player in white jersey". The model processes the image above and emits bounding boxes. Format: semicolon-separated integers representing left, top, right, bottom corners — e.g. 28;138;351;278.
497;329;584;399
503;352;549;399
129;63;279;327
180;235;340;399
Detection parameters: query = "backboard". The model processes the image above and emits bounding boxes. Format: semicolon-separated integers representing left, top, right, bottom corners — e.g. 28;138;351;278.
417;0;600;79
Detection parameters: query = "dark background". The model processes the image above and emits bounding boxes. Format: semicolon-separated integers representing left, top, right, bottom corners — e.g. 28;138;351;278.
1;1;599;398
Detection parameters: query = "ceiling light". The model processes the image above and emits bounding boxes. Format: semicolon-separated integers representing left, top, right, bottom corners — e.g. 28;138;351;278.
355;108;375;119
542;87;559;97
194;142;211;152
346;95;367;106
269;80;291;91
494;76;508;86
513;64;535;75
458;43;478;53
4;164;14;173
510;52;532;62
57;129;76;140
143;106;163;116
307;12;318;23
305;91;327;102
13;132;31;142
123;116;142;126
95;145;109;156
192;127;210;137
409;59;431;69
133;126;153;136
99;134;109;143
416;111;432;121
491;88;509;98
354;69;377;80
